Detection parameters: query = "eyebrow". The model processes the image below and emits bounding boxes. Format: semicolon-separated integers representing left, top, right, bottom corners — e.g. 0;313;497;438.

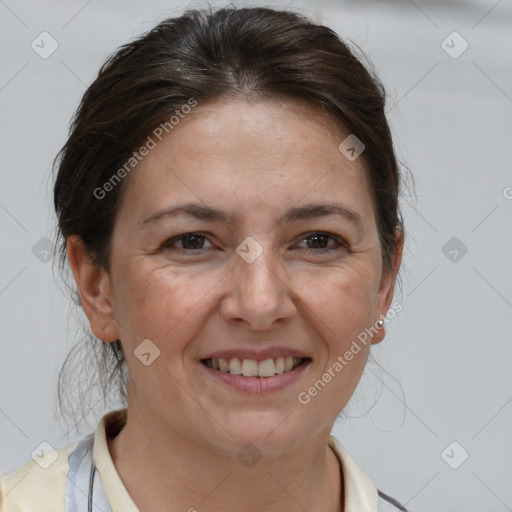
139;201;363;228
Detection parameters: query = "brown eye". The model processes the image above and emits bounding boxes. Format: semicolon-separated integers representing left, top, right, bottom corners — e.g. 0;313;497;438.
296;232;347;254
161;231;347;256
162;232;213;252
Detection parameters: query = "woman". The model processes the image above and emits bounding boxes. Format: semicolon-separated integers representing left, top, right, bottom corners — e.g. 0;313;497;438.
0;5;408;511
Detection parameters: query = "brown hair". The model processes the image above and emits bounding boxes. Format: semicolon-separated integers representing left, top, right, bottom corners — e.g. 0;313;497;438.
52;4;407;427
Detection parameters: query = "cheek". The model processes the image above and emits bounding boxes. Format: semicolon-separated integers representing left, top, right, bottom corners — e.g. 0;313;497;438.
110;265;215;397
300;264;378;401
112;260;225;347
295;259;380;339
294;267;376;415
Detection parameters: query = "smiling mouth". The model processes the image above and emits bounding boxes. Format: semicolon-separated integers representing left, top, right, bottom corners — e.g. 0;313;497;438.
200;356;310;378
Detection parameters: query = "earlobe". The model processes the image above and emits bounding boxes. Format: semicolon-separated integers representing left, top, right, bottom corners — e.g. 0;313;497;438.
66;235;120;342
371;229;404;345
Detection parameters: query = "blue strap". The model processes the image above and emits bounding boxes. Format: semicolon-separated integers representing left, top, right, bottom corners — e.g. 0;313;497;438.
65;433;112;512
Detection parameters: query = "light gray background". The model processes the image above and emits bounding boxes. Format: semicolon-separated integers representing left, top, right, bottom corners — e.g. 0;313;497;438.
0;0;511;511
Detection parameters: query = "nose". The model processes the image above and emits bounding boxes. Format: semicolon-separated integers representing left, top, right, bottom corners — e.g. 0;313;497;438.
220;241;297;330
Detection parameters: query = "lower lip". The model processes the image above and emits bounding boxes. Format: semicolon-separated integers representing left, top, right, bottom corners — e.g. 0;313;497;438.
199;359;311;394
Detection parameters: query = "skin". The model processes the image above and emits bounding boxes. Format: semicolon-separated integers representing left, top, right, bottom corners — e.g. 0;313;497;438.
67;96;403;512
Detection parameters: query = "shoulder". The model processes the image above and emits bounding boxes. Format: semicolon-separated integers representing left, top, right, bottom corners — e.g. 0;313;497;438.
328;435;409;512
0;438;81;512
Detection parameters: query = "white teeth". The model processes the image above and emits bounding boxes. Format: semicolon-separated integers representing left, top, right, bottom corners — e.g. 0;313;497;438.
205;356;305;377
229;358;242;375
257;358;275;377
241;359;259;377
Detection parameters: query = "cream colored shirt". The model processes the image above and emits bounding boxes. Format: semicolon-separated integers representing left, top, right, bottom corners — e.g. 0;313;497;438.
0;408;407;511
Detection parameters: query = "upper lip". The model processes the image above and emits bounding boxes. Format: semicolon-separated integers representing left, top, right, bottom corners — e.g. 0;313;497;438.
201;346;311;362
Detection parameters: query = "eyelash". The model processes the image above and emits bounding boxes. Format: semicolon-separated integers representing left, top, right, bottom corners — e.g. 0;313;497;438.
161;231;348;255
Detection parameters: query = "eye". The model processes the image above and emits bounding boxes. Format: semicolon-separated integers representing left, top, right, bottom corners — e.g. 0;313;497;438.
162;232;213;252
295;232;347;254
161;231;347;255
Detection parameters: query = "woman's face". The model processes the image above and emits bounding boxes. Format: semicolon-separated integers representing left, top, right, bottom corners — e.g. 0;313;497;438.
99;97;399;454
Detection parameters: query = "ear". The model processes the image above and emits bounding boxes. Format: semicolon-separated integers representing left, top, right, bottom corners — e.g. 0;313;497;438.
371;228;404;345
66;235;120;343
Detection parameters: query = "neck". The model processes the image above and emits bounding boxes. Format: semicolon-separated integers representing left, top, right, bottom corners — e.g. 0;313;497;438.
107;404;344;512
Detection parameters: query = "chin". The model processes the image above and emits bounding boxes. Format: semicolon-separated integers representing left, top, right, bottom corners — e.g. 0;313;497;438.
207;415;309;455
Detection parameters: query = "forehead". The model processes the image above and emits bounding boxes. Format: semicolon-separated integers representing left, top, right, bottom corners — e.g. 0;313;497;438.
119;97;374;225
